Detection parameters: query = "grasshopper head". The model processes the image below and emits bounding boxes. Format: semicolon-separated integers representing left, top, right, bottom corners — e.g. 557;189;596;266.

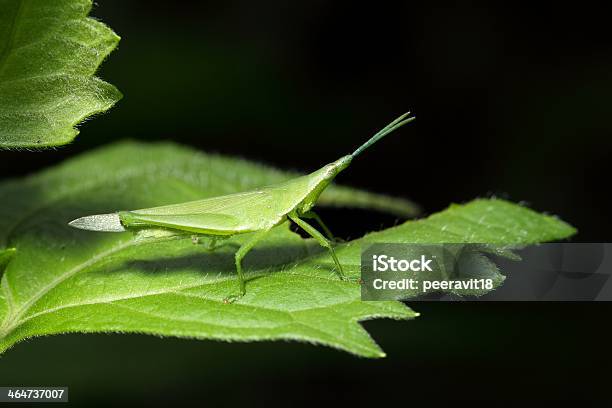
327;155;352;176
297;155;352;214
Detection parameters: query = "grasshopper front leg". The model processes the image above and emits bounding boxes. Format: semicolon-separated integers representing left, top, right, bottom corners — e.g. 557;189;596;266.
288;213;345;280
301;211;343;242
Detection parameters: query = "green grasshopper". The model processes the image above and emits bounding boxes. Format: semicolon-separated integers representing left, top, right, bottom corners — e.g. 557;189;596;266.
69;113;414;301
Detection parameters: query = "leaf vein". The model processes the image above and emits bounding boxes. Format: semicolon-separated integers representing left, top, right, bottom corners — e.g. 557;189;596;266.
0;0;25;77
0;275;15;323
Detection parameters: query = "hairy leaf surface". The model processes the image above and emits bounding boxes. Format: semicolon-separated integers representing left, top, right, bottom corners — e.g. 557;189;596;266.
0;0;121;148
0;142;575;356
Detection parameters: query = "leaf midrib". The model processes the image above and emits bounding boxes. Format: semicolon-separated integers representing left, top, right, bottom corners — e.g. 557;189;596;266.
0;275;15;323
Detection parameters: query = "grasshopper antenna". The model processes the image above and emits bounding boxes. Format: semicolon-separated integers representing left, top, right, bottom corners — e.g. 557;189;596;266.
351;112;415;158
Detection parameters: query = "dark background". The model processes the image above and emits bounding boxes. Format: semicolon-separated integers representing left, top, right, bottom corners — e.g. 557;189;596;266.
1;0;610;405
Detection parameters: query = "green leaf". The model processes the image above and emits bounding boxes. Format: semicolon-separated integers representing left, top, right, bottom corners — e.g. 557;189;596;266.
0;142;575;357
0;0;121;149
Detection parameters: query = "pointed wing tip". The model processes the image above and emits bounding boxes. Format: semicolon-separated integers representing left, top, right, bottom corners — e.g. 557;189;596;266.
68;213;126;232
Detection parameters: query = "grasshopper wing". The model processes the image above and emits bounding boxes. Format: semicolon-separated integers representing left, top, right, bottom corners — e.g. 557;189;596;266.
120;190;277;235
